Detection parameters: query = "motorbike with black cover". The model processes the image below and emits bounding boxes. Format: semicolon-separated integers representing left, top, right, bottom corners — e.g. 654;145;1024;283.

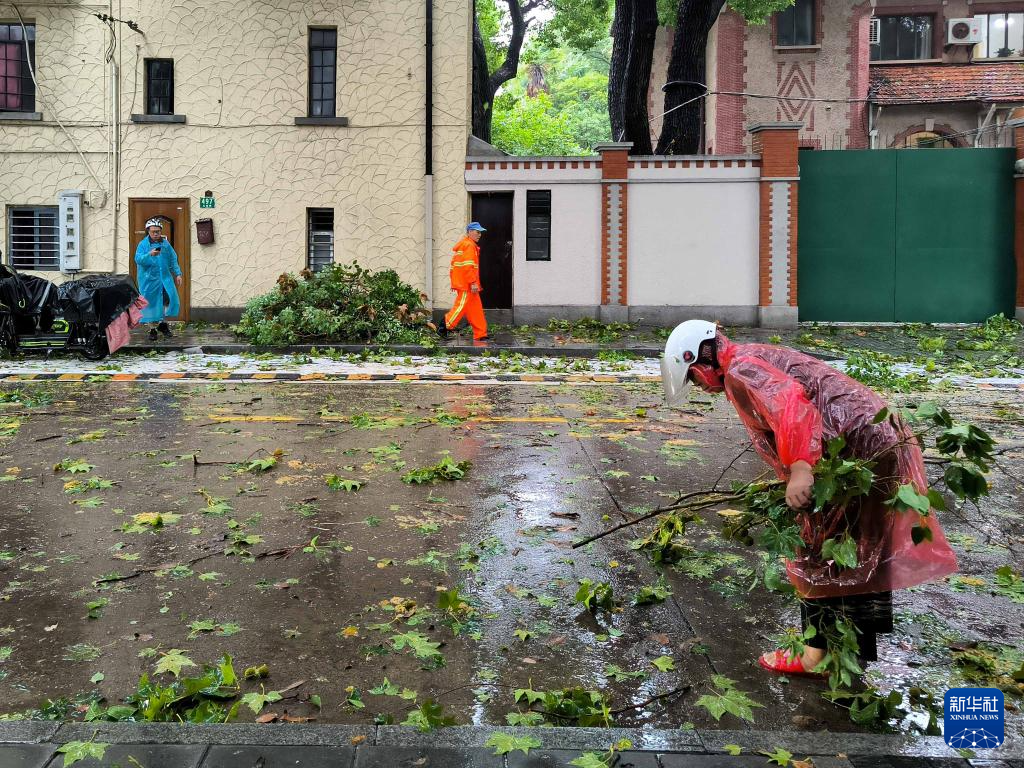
0;262;140;360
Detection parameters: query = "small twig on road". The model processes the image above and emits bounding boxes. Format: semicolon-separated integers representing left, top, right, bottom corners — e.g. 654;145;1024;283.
712;445;754;491
93;551;221;584
32;434;62;443
571;490;742;549
609;685;690;715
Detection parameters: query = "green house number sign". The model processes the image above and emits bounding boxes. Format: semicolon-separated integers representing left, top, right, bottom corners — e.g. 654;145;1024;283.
200;196;215;209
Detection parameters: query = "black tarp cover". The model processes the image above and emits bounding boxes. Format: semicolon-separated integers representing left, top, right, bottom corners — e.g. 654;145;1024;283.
58;275;140;327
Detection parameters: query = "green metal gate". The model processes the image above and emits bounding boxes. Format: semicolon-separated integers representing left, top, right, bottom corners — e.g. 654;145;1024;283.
797;148;1016;323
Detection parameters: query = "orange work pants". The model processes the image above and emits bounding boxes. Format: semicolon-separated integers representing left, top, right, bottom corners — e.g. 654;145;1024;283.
445;290;487;340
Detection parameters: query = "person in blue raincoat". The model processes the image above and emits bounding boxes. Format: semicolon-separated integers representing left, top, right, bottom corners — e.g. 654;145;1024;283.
134;218;182;340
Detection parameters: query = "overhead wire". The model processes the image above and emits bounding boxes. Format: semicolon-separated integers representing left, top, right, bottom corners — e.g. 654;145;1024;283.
10;3;107;192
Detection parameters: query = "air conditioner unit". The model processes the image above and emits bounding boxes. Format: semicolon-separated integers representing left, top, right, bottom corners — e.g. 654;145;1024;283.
869;17;880;45
948;18;984;45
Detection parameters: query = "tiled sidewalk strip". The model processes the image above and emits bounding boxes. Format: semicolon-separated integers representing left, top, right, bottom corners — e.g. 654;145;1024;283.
1;371;664;384
1;724;1021;767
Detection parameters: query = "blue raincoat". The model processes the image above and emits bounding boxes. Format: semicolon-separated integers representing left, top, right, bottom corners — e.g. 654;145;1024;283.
134;236;181;323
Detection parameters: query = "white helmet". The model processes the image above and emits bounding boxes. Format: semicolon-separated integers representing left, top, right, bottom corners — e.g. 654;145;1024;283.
661;320;718;407
145;218;164;230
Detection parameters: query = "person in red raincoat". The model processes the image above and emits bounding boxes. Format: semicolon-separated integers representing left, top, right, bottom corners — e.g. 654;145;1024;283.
661;320;957;675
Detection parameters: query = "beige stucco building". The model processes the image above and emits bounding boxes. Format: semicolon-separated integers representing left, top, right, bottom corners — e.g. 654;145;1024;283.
0;0;471;321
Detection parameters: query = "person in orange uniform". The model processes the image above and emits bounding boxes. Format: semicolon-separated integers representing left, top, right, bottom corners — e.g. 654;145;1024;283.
439;222;490;341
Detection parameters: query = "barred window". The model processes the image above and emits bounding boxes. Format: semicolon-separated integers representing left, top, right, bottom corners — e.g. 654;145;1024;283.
145;59;174;115
8;207;59;271
307;208;334;272
525;190;551;261
308;28;337;118
0;23;36;113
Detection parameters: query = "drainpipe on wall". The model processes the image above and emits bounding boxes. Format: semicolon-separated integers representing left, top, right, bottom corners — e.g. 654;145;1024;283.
423;0;434;308
111;58;120;273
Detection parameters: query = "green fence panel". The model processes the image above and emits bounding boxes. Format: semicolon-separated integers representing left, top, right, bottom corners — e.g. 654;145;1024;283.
798;150;898;322
894;149;1015;323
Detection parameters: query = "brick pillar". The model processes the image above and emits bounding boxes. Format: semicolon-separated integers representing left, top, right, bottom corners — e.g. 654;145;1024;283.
750;123;801;328
1014;120;1024;323
595;142;632;323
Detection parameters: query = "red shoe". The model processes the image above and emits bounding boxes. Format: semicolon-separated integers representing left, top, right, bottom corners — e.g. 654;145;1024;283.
757;650;827;678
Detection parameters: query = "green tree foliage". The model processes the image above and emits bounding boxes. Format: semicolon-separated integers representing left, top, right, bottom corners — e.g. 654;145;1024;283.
491;37;612;154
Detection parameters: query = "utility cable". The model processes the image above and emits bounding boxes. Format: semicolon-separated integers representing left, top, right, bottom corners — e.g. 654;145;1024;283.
12;4;106;192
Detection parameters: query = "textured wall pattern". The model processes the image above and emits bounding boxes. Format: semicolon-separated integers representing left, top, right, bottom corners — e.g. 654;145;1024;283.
0;0;471;309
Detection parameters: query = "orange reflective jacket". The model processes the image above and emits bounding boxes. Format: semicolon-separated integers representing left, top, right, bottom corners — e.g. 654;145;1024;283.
449;236;481;292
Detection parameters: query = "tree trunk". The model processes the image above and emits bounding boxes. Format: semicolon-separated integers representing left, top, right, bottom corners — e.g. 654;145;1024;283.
655;0;724;154
620;0;657;154
472;14;493;141
608;0;629;143
471;0;531;142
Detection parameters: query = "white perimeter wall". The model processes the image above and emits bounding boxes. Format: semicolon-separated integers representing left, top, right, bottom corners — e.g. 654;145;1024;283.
627;169;760;307
465;158;760;310
465;165;602;307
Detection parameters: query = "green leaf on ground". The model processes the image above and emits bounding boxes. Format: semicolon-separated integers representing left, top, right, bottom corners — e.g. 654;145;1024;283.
241;687;283;713
604;664;645;682
724;744;743;755
56;741;109;766
55;459;95;474
760;747;794;766
401;700;455;732
326;475;363;492
695;676;763;724
485;733;542;756
633;576;673;605
651;656;675;672
391;631;442;659
153;649;197;678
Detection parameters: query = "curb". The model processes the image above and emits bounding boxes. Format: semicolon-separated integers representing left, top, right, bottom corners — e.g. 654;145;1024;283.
1;372;663;384
0;723;1010;759
123;342;667;359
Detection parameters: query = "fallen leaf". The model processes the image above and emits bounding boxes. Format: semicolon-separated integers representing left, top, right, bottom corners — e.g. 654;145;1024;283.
650;633;670;645
351;735;367;746
44;624;58;632
282;714;315;723
341;626;359;638
277;679;307;696
551;511;579;519
522;657;538;664
256;712;279;723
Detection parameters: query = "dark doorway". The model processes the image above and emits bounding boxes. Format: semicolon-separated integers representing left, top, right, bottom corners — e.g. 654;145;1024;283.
471;192;513;309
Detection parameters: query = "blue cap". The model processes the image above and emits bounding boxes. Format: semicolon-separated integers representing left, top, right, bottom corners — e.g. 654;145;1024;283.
467;222;487;232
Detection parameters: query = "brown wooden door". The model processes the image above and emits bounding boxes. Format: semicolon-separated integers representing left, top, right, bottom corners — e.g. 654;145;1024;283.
128;199;191;322
471;192;513;309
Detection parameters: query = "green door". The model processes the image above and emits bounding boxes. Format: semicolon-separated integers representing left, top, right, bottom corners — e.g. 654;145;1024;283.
894;149;1015;323
798;150;897;322
798;148;1016;322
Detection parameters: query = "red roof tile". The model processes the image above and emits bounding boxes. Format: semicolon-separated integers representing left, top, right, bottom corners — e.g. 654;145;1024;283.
869;63;1024;105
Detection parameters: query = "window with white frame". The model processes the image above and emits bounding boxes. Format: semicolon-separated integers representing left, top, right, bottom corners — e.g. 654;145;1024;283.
307;208;334;272
525;190;551;261
870;15;933;60
8;207;59;271
974;13;1024;58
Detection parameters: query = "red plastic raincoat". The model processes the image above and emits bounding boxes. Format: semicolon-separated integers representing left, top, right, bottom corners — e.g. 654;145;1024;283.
692;333;957;599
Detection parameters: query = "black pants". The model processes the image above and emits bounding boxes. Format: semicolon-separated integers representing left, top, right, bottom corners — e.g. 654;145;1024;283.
801;591;893;662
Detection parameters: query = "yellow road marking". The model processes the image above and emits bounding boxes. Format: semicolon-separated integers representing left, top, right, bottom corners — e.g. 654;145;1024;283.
207;414;300;423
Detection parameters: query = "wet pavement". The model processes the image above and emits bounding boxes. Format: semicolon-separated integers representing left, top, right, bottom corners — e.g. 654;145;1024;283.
0;377;1021;749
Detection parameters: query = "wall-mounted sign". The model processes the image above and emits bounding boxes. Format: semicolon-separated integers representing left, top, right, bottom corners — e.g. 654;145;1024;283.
200;196;215;209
